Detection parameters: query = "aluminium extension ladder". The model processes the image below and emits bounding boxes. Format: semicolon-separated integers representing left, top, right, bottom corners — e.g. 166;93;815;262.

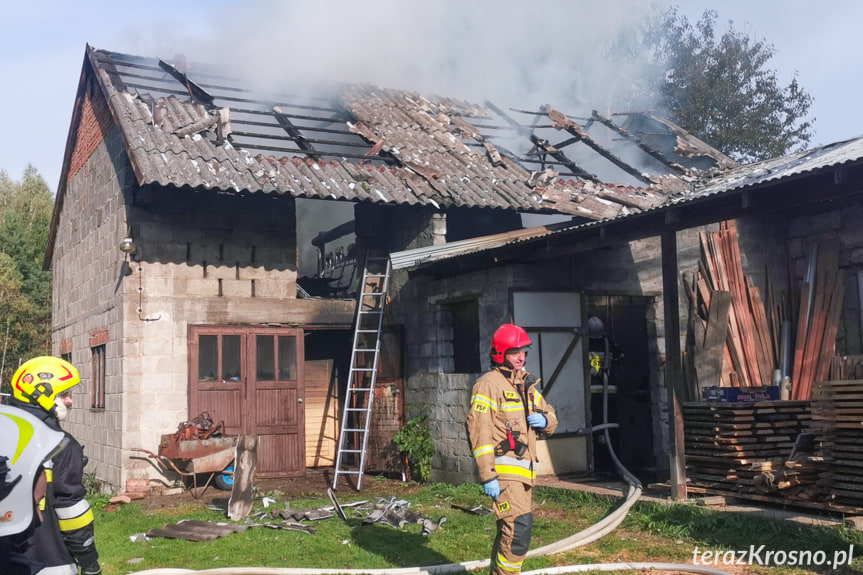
332;256;391;490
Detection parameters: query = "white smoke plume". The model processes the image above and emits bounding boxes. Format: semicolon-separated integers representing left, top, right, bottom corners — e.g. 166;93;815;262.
134;0;658;116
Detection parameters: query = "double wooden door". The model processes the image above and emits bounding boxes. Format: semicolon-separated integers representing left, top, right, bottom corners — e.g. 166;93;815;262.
188;326;305;477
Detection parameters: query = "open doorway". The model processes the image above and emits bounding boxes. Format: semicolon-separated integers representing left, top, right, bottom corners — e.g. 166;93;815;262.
585;295;656;481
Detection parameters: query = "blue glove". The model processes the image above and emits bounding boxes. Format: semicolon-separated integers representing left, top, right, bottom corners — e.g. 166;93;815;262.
527;413;547;429
483;478;501;499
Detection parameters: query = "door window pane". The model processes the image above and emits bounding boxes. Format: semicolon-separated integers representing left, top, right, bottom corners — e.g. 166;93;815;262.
278;336;297;380
256;335;276;380
223;335;242;382
199;335;218;382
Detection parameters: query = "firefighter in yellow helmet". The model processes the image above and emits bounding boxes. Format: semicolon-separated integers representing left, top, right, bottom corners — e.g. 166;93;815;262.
8;356;101;575
467;324;558;575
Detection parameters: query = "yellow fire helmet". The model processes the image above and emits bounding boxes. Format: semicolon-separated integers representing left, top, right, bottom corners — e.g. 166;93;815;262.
0;404;68;537
11;356;81;414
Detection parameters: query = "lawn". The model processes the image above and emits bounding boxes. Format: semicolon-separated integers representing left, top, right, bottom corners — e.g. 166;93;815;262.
90;479;863;575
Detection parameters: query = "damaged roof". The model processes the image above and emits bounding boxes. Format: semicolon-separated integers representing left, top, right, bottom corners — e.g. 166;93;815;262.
70;45;735;219
391;135;863;270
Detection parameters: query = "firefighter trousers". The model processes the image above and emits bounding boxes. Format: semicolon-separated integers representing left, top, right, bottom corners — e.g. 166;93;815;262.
490;479;533;575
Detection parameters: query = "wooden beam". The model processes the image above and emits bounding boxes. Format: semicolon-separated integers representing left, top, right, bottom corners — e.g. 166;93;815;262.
695;290;732;392
662;229;687;500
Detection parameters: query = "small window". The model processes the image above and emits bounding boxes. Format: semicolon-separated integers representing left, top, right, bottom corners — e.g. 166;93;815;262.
451;300;481;373
198;334;242;383
61;352;72;364
90;344;106;409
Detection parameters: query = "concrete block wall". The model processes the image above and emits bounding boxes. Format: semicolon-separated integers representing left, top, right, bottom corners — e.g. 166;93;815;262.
54;94;355;489
394;260;585;484
786;195;863;355
120;187;303;487
52;124;132;490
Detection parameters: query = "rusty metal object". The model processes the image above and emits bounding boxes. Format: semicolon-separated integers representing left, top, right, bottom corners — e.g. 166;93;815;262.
133;433;238;497
170;411;224;442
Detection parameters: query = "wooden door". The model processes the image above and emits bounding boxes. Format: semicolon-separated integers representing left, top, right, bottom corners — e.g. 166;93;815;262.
188;326;305;477
249;329;304;477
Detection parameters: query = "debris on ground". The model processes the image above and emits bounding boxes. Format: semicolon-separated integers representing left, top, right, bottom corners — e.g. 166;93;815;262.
451;503;493;515
146;520;248;542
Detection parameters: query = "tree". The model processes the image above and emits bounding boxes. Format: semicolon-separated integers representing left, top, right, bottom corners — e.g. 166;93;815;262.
0;167;53;392
613;6;814;163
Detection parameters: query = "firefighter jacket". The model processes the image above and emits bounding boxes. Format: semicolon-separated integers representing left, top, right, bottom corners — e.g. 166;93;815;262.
467;366;558;485
9;402;99;575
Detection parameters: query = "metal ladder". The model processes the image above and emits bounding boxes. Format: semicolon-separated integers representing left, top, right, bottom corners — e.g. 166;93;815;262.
332;255;391;490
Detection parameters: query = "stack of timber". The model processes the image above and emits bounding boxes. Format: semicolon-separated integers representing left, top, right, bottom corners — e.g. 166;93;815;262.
750;456;824;501
791;242;844;400
829;355;863;381
683;401;815;499
683;220;783;399
811;380;863;507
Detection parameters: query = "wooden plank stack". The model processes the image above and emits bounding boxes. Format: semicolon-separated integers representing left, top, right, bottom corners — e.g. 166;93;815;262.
683;401;813;497
811;380;863;507
683;221;781;397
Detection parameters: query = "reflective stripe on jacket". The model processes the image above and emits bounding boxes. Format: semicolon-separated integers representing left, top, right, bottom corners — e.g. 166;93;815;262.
467;366;558;485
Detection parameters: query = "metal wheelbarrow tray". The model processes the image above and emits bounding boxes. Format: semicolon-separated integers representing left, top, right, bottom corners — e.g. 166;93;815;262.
133;434;238;496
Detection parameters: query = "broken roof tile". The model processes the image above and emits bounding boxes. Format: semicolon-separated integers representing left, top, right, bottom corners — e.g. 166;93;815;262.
80;46;737;220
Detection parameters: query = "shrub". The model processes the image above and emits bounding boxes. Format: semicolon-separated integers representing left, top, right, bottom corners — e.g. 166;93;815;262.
392;412;434;482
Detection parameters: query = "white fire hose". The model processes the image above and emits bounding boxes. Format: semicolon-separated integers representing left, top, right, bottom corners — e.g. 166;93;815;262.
133;370;730;575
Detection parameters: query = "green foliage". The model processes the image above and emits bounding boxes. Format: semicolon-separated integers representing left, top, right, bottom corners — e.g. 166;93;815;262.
0;167;53;393
611;4;814;163
392;412;435;483
89;484;863;575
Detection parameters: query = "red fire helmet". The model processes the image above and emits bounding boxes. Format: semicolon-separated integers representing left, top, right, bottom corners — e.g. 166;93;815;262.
490;324;532;364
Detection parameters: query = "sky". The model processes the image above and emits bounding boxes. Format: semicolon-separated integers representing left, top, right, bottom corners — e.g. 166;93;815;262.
1;1;861;194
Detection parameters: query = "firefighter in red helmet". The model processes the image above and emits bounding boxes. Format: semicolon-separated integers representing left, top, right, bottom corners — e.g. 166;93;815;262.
467;324;558;575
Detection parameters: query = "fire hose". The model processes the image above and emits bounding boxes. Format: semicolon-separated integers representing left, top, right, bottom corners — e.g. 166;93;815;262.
132;369;731;575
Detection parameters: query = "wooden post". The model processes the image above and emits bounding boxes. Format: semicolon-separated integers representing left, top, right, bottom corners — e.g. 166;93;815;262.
661;230;687;500
228;435;258;521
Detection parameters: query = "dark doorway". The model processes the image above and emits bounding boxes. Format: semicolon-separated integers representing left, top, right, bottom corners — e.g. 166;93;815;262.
585;295;656;481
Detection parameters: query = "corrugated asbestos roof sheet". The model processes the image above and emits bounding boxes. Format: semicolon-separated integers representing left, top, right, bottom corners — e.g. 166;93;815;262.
390;225;563;270
85;46;733;218
677;136;863;201
390;135;863;270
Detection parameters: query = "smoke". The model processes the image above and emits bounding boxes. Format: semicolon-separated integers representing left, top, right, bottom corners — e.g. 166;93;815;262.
120;1;666;268
138;0;659;117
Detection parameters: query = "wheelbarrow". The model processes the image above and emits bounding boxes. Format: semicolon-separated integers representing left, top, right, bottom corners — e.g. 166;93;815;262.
132;434;238;497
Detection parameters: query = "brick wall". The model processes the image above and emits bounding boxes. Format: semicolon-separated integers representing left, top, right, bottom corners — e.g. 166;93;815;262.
69;77;113;182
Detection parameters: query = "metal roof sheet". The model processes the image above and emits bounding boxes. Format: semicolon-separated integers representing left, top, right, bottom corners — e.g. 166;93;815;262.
390;135;863;270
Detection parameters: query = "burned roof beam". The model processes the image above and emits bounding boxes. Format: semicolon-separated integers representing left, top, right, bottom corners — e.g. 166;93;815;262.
230;131;373;149
484;101;533;137
273;106;318;157
590;110;686;174
550;135;583;150
312;220;355;248
233;142;391;163
528;134;598;181
158;59;216;109
231;120;355;137
541;105;652;185
486;101;596;180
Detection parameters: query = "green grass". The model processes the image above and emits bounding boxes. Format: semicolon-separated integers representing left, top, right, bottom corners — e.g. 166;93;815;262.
93;482;863;574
